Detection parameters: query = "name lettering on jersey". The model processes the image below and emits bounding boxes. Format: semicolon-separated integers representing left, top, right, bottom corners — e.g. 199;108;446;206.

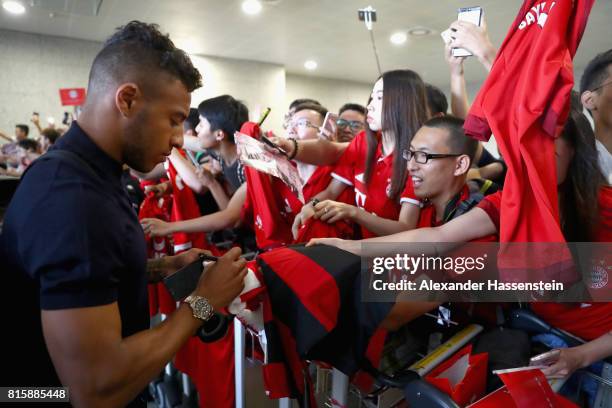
355;188;367;208
518;1;555;30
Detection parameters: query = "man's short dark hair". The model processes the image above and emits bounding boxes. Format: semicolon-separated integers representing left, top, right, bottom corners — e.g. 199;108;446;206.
423;116;478;163
17;138;39;152
292;102;328;121
339;103;367;116
198;95;249;142
580;49;612;94
88;21;202;97
289;98;321;111
184;108;199;132
15;124;29;136
425;84;449;116
40;128;61;145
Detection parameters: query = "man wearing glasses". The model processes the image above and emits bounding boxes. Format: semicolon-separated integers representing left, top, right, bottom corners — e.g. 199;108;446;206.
405;116;481;227
580;49;612;185
335;103;367;143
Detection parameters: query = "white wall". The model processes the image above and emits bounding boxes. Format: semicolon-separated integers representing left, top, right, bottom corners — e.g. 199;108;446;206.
0;29;374;140
189;55;286;133
2;29;502;155
0;29;99;136
285;73;372;115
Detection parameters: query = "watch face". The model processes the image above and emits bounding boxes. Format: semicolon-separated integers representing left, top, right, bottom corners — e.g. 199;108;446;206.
193;297;212;320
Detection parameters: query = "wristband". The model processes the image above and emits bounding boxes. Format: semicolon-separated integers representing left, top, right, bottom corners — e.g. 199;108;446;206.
310;198;320;208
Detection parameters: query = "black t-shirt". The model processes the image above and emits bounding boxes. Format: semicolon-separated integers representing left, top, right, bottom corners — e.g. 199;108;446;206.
0;122;148;395
221;157;246;194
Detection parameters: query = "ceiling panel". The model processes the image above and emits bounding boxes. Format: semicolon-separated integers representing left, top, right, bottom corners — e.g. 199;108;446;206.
1;0;610;87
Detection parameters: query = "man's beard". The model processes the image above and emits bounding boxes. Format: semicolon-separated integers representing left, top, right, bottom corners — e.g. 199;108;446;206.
122;111;151;172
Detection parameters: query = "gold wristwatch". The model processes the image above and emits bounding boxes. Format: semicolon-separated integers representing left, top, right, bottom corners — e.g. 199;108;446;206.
184;294;214;322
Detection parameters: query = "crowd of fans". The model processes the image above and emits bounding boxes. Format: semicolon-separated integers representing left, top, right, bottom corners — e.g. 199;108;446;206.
1;15;610;408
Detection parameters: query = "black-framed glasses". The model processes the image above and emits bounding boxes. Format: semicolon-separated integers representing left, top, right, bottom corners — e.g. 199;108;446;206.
402;149;462;164
591;80;612;92
288;118;320;130
336;119;365;130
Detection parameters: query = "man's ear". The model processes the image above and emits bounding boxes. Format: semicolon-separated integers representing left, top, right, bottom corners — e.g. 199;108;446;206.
454;154;471;176
215;130;225;141
581;90;597;111
115;83;141;117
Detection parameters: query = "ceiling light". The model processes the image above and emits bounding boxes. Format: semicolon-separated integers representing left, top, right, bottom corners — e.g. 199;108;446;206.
390;32;407;45
408;27;432;36
2;1;26;14
304;60;317;70
242;0;262;15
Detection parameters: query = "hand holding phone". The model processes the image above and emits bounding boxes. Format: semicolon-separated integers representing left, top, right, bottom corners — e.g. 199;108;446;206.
185;150;200;168
319;112;339;140
452;6;483;57
260;135;288;156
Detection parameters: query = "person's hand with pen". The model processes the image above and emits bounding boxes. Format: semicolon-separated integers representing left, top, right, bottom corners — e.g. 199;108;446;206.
193;248;248;311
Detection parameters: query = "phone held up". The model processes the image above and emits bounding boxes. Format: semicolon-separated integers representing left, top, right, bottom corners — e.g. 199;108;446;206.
452;6;483;58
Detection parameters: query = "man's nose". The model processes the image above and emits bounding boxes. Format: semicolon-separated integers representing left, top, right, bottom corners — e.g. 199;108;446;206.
407;156;419;172
171;130;183;148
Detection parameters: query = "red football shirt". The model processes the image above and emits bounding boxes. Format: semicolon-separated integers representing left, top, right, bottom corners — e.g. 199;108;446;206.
418;185;498;243
241;167;299;250
594;186;612;242
331;131;420;238
464;0;594;284
477;189;611;340
476;190;502;233
303;165;355;205
165;152;208;253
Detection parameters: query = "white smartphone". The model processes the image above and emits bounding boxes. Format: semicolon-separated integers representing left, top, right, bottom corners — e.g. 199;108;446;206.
319;112;339;140
452;6;483;57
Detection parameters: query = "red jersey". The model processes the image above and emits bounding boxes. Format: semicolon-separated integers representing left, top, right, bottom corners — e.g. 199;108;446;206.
476;190;502;233
594;186;612;242
464;0;594;283
238;122;301;250
478;189;612;340
138;183;173;317
165;152;208;253
477;187;612;242
533;185;612;341
242;166;300;250
331;131;420;238
292;165;357;243
531;302;612;341
417;186;471;229
303;165;354;205
167;154;235;408
419;185;497;242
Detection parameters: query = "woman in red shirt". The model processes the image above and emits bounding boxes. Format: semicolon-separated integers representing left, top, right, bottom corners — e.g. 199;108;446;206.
274;70;428;239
